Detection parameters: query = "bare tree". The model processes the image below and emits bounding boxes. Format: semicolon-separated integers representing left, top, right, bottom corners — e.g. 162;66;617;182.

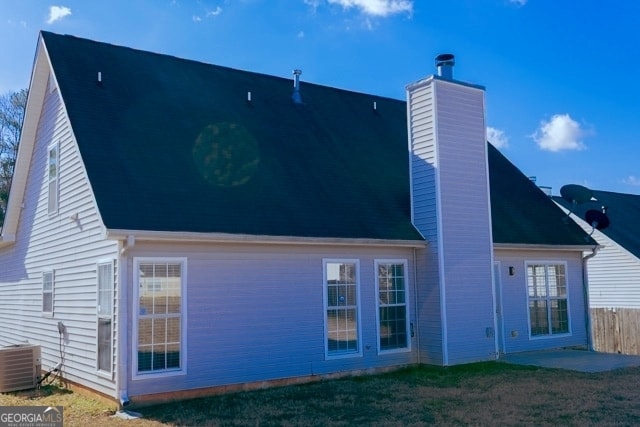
0;89;27;227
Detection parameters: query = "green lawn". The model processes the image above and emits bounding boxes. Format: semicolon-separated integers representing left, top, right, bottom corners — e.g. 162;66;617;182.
2;362;640;426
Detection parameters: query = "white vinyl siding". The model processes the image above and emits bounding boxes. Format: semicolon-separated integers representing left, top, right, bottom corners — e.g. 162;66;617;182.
376;260;410;353
407;77;495;365
97;261;114;374
323;260;361;358
133;258;187;378
494;250;587;354
554;209;640;309
122;244;416;398
42;271;54;315
0;74;120;399
526;262;570;337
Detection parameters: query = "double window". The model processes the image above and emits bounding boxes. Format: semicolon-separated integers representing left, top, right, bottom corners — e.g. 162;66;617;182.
134;259;186;376
323;259;410;358
527;263;570;337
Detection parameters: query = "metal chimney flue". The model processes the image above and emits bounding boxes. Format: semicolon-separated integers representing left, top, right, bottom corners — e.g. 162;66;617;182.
435;53;455;80
292;69;302;104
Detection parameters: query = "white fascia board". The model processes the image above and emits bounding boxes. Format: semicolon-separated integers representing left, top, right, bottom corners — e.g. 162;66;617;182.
2;36;51;242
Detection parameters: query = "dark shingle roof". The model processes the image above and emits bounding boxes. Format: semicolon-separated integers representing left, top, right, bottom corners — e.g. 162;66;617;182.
488;144;595;246
41;31;592;247
42;31;421;241
553;190;640;257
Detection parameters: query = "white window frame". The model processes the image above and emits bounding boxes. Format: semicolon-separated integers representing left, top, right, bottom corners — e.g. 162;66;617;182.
323;259;362;359
525;261;572;339
42;270;54;317
375;259;411;354
132;257;187;379
97;260;115;376
47;142;59;215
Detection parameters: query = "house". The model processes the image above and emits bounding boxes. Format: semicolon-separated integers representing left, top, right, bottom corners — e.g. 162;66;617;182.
0;31;595;406
554;189;640;354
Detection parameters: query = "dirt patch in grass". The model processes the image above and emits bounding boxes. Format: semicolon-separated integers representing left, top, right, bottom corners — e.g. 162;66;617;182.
2;363;640;426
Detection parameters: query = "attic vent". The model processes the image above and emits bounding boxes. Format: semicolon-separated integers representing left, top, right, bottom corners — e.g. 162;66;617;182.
292;69;302;104
0;344;41;392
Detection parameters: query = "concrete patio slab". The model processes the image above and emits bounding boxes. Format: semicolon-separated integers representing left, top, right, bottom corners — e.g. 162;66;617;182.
500;349;640;373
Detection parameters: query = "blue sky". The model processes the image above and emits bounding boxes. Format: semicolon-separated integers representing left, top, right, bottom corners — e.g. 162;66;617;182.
1;0;639;195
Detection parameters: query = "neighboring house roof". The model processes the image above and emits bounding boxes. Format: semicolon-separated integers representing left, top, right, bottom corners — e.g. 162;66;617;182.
17;31;591;247
488;144;595;246
553;190;640;258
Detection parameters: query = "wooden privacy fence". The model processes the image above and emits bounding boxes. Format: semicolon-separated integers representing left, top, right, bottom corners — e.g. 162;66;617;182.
591;308;640;355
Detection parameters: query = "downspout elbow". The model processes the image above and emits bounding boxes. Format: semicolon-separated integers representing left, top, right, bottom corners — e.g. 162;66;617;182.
119;235;135;256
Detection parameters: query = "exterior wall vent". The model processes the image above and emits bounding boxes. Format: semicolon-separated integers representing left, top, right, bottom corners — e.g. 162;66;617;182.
0;344;41;392
435;53;455;80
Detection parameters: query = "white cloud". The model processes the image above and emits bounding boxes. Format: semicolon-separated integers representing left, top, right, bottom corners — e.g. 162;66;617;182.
326;0;413;17
206;6;223;17
304;0;321;8
193;6;223;22
487;127;509;149
623;176;640;186
532;114;586;152
47;6;71;24
509;0;527;6
297;30;305;38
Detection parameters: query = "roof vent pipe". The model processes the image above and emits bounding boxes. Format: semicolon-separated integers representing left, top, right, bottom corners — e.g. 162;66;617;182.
435;53;455;80
292;69;302;104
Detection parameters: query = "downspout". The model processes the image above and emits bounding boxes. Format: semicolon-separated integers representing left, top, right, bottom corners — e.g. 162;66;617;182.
412;248;421;364
116;235;135;407
582;245;600;351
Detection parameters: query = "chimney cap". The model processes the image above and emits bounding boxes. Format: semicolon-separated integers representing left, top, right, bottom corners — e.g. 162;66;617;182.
435;53;455;64
435;53;455;79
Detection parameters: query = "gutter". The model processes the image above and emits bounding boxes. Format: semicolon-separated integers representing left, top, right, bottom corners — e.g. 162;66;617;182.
105;229;427;249
493;243;596;251
582;245;601;351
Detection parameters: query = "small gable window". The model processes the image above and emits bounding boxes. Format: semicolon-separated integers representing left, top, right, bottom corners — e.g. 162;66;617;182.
48;143;59;214
42;271;54;316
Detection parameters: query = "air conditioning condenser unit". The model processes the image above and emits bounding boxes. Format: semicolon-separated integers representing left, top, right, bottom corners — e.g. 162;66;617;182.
0;344;41;392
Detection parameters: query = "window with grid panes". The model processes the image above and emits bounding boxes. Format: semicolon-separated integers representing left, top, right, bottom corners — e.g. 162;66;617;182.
97;262;114;373
324;260;360;357
376;261;409;351
527;263;570;336
135;260;184;374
